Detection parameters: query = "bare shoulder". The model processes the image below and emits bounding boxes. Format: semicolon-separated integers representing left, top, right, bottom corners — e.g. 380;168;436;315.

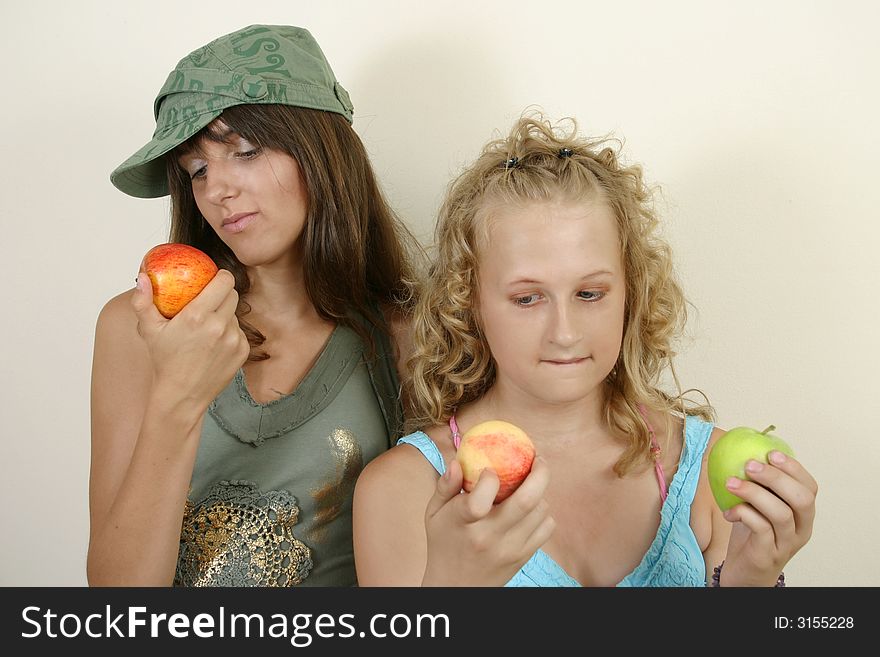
353;426;445;585
357;438;435;501
707;424;728;445
700;425;728;465
357;424;454;497
360;440;434;483
354;428;445;509
91;288;151;423
694;423;727;486
93;288;150;377
96;289;139;338
353;433;442;565
694;424;728;505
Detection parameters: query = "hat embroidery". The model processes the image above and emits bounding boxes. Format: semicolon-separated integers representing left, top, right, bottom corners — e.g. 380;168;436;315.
266;83;289;103
234;36;280;57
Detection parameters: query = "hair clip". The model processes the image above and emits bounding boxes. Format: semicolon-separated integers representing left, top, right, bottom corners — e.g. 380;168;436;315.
502;156;519;169
558;148;573;158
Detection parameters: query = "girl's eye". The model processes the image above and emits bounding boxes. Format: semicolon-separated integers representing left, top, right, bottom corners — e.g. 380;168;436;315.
190;165;207;181
578;290;605;302
236;147;262;159
513;294;541;307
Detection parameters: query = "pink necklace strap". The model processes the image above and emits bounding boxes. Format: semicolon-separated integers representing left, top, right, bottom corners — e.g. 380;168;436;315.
449;415;462;450
637;403;668;505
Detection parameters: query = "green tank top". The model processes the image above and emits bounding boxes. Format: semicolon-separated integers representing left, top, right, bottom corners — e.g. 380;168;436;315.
173;318;402;587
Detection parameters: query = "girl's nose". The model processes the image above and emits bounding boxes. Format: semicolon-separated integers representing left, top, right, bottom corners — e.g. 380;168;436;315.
548;303;582;347
204;161;239;204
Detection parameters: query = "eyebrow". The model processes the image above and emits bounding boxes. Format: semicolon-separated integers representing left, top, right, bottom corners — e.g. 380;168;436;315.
506;270;614;286
175;126;240;165
209;126;236;141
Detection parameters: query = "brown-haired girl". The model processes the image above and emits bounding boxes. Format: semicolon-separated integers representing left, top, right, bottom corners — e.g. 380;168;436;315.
88;25;421;586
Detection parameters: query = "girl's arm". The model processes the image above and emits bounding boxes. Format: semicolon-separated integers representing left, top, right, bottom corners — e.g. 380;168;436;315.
352;446;439;586
87;272;248;585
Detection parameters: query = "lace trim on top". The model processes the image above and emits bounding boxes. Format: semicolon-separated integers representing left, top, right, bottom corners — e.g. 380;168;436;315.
175;480;313;587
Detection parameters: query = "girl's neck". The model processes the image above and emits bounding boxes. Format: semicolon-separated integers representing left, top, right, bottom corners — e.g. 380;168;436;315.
465;383;614;453
243;260;314;322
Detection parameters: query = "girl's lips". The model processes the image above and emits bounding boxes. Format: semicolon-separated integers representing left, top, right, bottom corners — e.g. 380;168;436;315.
543;357;588;365
222;213;257;234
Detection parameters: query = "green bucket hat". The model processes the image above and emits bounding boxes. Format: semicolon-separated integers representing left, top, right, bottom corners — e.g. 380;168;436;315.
110;24;354;198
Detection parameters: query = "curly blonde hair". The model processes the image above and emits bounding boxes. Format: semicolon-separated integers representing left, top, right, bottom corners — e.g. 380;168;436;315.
405;113;713;476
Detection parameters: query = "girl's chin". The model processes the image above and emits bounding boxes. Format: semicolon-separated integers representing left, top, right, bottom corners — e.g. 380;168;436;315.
227;246;297;270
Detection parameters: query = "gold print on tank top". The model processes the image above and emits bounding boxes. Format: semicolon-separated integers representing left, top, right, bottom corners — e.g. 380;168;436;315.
175;480;313;587
310;428;364;542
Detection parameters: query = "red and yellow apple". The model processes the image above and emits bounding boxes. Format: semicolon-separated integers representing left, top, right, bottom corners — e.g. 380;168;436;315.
456;420;536;504
140;243;218;318
707;424;795;511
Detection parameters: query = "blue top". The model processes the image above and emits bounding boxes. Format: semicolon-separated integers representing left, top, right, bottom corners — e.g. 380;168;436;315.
396;415;714;587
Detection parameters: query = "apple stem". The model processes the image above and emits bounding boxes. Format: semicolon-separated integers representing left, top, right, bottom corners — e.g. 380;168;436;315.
761;425;776;435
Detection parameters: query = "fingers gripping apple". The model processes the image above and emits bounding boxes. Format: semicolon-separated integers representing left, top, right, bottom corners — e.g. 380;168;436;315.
456;420;536;504
140;243;219;318
707;424;795;511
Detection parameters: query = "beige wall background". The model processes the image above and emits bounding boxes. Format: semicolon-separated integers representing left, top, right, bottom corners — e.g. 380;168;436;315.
1;0;877;586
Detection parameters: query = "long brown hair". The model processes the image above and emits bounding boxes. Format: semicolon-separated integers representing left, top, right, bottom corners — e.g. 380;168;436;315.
166;104;421;359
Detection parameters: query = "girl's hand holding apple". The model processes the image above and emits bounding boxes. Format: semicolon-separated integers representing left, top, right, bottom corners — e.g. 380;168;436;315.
715;440;818;586
420;456;555;586
131;268;250;421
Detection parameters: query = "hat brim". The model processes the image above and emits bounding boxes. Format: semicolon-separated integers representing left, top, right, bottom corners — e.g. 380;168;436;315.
110;108;223;199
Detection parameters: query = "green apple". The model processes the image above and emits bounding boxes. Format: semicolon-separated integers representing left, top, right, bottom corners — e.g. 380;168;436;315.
707;425;795;511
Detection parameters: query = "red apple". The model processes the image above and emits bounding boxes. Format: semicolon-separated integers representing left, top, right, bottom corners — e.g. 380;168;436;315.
456;420;536;504
140;243;218;318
